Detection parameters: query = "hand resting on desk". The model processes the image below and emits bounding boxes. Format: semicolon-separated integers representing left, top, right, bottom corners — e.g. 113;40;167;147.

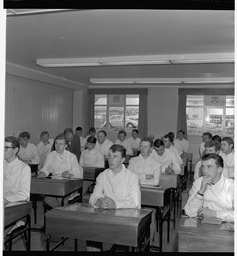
95;197;116;209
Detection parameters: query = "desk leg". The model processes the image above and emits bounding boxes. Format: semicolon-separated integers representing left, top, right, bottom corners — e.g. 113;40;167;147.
26;214;31;251
74;239;78;251
158;209;163;253
46;235;51;251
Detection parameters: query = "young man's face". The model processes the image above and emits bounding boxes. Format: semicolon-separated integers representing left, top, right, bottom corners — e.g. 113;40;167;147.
19;137;28;148
221;140;233;154
201;158;221;180
205;146;218;154
75;130;82;137
203;135;210;143
108;149;125;170
4;142;17;162
97;132;106;144
118;133;126;142
163;137;171;148
140;141;151;157
65;132;73;142
154;145;165;156
178;132;184;140
87;142;95;151
55;139;67;154
41;134;49;144
132;131;138;140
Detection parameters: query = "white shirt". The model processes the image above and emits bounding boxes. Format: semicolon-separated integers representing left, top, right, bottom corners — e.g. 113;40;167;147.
89;165;141;209
39;150;82;179
114;139;133;156
194;160;202;181
95;138;113;157
219;151;234;178
80;137;87;152
167;145;183;165
174;138;189;154
151;148;181;174
79;148;104;168
184;173;234;222
127;137;141;150
4;157;31;202
128;154;161;185
199;142;205;157
37;138;54;169
18;143;40;164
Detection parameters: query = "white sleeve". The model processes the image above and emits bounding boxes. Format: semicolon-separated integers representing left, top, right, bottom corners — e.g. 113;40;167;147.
69;154;82;178
38;153;52;176
31;145;40;164
140;162;161;186
170;152;181;174
89;173;105;206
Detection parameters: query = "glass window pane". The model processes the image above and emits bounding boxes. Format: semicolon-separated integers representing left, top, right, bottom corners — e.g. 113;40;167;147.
186;107;204;135
126;95;139;105
187;95;204;106
94;106;107;128
225;107;234;135
107;107;124;129
95;95;107;105
205;108;223;133
226;96;234;106
126;106;139;128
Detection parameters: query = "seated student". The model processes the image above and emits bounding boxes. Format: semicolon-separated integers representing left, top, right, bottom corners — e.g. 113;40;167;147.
17;131;40;165
168;132;175;146
4;136;31;204
194;140;221;181
163;134;183;165
80;136;104;168
37;131;54;170
88;144;140;251
114;130;133;156
63;128;81;162
151;139;181;174
38;133;82;208
95;130;113;158
212;134;222;144
128;136;161;185
85;127;97;140
219;137;234;179
199;132;212;158
174;129;189;156
75;126;86;152
184;153;234;222
127;129;141;152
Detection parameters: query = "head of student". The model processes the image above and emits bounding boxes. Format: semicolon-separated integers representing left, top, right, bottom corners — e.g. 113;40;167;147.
163;134;172;149
18;131;30;148
86;136;97;151
40;131;50;144
118;130;126;142
5;136;20;162
140;136;153;157
212;135;222;144
221;137;234;155
204;140;221;154
153;139;165;156
97;130;107;144
108;144;126;172
177;129;185;140
168;132;174;143
202;132;212;143
201;153;224;183
75;127;83;137
54;133;67;154
131;129;139;140
64;128;74;142
88;127;96;137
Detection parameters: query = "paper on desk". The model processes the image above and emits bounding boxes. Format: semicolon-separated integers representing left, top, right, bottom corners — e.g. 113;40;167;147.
201;217;222;225
140;184;161;188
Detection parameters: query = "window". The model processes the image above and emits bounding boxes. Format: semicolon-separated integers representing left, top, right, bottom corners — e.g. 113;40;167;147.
94;94;139;131
186;95;234;136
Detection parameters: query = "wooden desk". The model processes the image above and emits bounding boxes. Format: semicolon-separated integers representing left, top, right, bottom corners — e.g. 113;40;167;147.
4;201;32;251
83;167;105;181
140;186;172;252
178;216;234;252
45;203;152;252
31;177;83;203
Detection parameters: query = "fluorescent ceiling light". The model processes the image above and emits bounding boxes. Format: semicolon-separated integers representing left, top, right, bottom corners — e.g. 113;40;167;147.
36;53;234;68
90;78;135;84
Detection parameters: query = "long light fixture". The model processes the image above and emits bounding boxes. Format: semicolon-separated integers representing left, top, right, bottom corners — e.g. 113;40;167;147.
36;53;234;68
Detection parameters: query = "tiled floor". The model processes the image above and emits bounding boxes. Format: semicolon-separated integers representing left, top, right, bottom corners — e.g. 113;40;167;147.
5;175;193;252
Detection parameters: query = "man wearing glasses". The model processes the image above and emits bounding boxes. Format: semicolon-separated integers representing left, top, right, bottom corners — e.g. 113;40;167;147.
4;136;31;205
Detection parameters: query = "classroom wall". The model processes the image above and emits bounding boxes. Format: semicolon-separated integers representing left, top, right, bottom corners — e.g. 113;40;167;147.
5;74;74;145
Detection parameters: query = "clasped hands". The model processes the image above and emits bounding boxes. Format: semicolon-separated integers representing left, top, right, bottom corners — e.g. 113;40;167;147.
165;165;174;174
37;170;73;179
95;197;116;209
197;207;217;218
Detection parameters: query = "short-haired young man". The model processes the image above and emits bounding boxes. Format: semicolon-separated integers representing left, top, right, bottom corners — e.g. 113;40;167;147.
199;132;212;158
75;126;86;152
4;136;31;204
114;130;133;156
127;129;141;151
219;137;234;178
185;153;234;222
174;129;189;155
95;130;113;158
194;140;221;180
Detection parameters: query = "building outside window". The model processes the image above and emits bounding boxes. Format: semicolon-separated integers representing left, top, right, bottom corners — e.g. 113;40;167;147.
186;95;234;137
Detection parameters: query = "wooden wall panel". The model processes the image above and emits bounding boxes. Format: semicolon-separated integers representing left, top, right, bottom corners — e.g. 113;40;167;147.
5;74;74;145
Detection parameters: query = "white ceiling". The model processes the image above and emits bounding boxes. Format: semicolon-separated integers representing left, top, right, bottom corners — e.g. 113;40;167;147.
5;9;234;89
